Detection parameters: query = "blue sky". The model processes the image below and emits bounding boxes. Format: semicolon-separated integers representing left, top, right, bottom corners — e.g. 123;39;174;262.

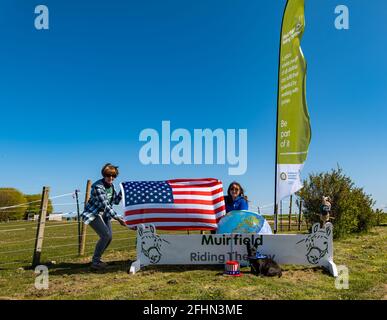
0;0;386;213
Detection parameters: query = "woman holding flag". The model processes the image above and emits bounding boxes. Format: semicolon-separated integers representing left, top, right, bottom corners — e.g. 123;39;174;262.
82;163;127;270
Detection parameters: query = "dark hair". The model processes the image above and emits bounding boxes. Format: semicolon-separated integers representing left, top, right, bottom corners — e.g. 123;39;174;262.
101;163;119;177
226;182;248;204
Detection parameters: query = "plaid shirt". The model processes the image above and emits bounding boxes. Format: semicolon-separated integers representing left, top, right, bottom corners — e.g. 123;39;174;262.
82;179;122;224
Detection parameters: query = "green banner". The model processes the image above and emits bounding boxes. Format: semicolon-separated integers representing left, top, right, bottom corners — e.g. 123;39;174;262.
276;0;311;202
277;0;311;165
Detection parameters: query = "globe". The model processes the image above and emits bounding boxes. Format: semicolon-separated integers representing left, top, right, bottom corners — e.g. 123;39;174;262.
216;210;272;234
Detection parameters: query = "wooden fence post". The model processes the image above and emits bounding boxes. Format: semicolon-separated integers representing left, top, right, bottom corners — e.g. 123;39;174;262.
32;186;50;267
288;195;293;231
75;189;81;255
80;180;92;256
298;199;303;231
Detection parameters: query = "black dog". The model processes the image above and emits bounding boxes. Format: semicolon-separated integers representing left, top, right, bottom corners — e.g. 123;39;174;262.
246;242;282;278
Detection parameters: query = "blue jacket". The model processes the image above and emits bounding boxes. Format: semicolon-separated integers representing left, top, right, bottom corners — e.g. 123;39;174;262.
225;195;248;213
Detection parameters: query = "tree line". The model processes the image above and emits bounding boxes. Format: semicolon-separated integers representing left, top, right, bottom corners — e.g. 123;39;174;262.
0;188;53;221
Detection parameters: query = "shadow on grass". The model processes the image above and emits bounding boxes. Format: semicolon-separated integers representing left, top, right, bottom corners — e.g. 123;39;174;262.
45;259;135;276
45;261;234;277
7;262;331;278
281;264;332;276
141;264;234;275
45;262;331;276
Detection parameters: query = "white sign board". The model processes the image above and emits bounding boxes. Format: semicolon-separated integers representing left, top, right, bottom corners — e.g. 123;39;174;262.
130;222;337;277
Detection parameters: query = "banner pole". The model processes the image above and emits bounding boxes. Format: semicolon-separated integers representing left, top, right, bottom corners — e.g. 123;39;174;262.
274;0;290;234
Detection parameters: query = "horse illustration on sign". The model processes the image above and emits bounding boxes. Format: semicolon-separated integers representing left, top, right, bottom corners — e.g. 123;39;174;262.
297;223;332;265
138;224;170;264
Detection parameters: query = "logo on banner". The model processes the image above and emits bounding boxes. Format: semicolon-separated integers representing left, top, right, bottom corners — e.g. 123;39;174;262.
138;224;170;264
280;172;287;181
297;223;332;265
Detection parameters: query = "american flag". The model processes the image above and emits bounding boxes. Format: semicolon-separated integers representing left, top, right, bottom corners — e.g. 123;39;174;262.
120;178;226;230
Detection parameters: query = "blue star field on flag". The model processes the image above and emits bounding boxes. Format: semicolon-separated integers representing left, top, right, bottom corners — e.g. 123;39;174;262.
121;181;174;206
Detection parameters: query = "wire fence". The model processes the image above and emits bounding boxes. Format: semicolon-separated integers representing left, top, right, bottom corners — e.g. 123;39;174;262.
0;218;138;269
0;189;138;269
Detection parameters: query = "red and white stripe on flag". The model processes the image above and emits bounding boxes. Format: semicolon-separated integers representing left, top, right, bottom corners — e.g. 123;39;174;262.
120;178;226;230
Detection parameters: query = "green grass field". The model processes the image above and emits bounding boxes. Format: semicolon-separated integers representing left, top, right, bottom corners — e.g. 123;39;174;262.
0;219;386;300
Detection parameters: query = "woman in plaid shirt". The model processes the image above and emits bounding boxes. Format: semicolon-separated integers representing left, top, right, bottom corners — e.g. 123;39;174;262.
82;163;127;270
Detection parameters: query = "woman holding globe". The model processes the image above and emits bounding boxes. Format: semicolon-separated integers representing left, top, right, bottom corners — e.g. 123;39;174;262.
217;182;272;235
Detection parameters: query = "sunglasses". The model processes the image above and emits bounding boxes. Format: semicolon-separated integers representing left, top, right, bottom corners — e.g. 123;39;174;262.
230;187;240;191
105;174;117;178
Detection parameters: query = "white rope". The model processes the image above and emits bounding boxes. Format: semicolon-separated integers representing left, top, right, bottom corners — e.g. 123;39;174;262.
107;245;136;251
44;221;79;225
0;192;82;211
0;238;36;245
247;202;275;215
44;253;79;260
83;238;135;247
44;243;79;249
32;223;79;229
0;227;26;232
0;231;135;246
0;223;36;229
260;203;275;209
0;247;34;255
0;260;30;267
37;234;81;241
50;192;81;199
0;200;41;211
110;237;133;243
0;236;134;251
84;245;136;255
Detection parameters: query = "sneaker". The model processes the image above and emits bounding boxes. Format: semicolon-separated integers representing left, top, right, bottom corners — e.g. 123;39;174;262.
90;261;108;270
